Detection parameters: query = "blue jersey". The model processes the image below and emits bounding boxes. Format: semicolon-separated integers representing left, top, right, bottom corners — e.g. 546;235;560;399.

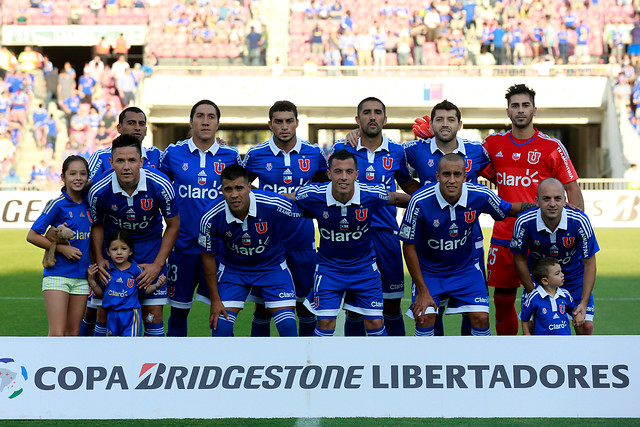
295;182;388;272
399;182;511;276
331;137;411;230
576;24;589;44
31;190;92;279
160;138;241;254
243;136;327;251
102;261;143;310
88;168;178;243
198;190;301;273
78;75;96;95
510;207;599;287
403;136;490;186
519;286;579;335
88;146;163;181
62;95;81;114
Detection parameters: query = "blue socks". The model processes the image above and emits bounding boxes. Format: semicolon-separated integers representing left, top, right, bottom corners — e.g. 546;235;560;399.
313;326;335;337
297;314;317;337
212;312;237;337
79;319;95;336
383;314;405;336
167;307;190;337
143;322;165;337
93;322;107;337
273;309;298;337
471;326;491;336
366;325;388;336
415;325;435;337
461;313;472;336
344;315;366;336
251;314;272;337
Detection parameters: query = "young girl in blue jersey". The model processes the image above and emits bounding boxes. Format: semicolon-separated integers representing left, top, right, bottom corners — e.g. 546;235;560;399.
88;229;161;337
27;155;92;336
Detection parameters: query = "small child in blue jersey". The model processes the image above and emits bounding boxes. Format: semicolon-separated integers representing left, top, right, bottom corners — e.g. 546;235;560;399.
520;257;585;335
88;230;161;337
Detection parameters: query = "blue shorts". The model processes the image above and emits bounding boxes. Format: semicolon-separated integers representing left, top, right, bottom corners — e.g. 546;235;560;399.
131;239;169;305
303;262;383;319
247;249;316;304
408;263;489;318
564;284;595;322
167;251;207;309
438;236;485;311
196;261;296;309
372;228;404;299
106;308;142;337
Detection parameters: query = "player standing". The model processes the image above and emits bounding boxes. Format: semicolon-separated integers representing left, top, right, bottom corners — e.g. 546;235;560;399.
160;100;241;336
400;154;534;336
511;178;597;334
198;165;300;337
482;84;584;335
89;134;180;337
296;149;410;337
242;100;328;336
334;97;420;336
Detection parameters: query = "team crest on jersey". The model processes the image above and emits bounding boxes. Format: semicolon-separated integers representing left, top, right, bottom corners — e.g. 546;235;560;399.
550;245;559;256
141;198;153;211
433;219;440;227
111;204;118;211
283;168;293;184
255;222;268;234
559;303;566;314
382;157;393;170
340;218;349;231
464;210;476;223
182;163;189;171
428;159;434;167
542;307;547;314
465;160;473;172
69;211;73;218
266;163;272;171
366;165;376;181
563;237;575;247
226;231;233;237
534;240;541;246
126;278;135;288
299;158;310;172
528;151;541;165
214;162;225;174
242;233;251;246
126;208;135;220
198;170;207;185
512;153;521;161
355;209;368;221
322;211;329;219
449;223;459;237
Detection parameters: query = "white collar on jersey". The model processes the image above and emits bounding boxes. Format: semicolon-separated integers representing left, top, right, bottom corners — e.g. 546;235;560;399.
429;136;467;155
535;285;565;302
356;135;389;153
187;137;221;156
111;168;148;197
225;191;257;224
268;135;303;156
536;207;568;233
435;182;468;209
141;146;149;160
326;181;361;206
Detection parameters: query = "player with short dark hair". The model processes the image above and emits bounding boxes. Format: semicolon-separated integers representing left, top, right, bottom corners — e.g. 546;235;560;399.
88;133;180;337
400;153;533;336
482;83;584;335
198;164;301;337
243;100;328;336
296;149;410;337
511;177;598;334
160;99;241;336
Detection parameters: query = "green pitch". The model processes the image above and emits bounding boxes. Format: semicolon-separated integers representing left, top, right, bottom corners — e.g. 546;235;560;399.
1;228;638;336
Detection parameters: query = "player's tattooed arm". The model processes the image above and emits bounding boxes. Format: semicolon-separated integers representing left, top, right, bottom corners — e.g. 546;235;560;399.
387;191;410;207
508;202;536;216
398;178;421;195
312;169;330;183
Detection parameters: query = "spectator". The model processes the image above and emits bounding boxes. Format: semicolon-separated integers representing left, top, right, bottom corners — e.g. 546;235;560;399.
411;18;427;65
557;24;569;64
3;168;22;189
624;164;640;189
324;43;341;76
491;23;507;65
397;29;412;66
310;23;325;54
372;24;387;70
111;55;129;79
116;65;137;107
45;113;58;152
78;69;97;104
33;103;48;148
112;33;131;61
246;26;263;66
355;29;373;66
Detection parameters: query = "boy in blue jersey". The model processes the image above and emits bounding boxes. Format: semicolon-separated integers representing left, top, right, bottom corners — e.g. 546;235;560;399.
89;134;180;337
160;100;241;336
511;178;598;335
519;257;584;335
198;165;300;337
88;107;162;180
400;153;533;336
334;97;420;336
404;100;492;336
296;149;410;337
243;100;328;337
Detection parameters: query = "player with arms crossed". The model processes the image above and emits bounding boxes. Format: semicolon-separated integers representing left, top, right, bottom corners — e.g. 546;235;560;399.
511;178;597;334
334;97;420;336
242;100;328;336
400;153;534;336
405;99;491;336
482;84;584;335
296;149;410;337
198;165;300;337
159;100;241;337
89;134;180;337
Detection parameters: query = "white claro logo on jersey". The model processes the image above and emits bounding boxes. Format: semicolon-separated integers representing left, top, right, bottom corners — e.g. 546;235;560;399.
427;228;472;250
227;241;266;256
263;178;306;194
178;184;220;200
320;224;369;242
549;321;568;331
108;215;150;230
496;169;539;187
